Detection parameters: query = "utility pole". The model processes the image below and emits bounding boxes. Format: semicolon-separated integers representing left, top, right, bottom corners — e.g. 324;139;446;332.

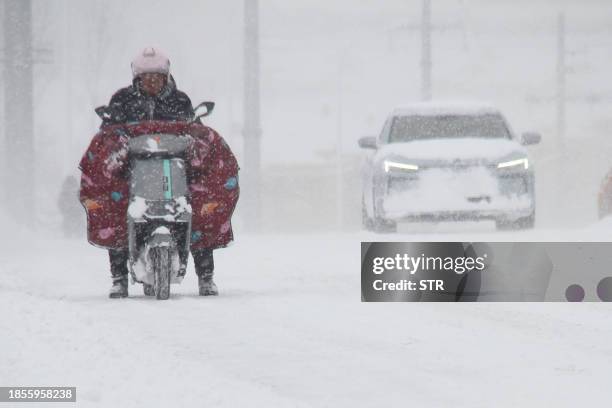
336;57;344;230
421;0;432;101
63;0;73;176
3;0;33;218
389;1;462;102
243;0;262;232
556;12;566;154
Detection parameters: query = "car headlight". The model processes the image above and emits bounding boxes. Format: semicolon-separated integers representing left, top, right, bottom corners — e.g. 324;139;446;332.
497;158;529;170
383;160;419;173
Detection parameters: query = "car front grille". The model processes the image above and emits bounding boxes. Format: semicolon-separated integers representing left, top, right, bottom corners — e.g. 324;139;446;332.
386;165;529;197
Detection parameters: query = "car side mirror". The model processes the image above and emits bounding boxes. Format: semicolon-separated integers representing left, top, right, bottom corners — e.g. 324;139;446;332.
192;101;215;122
358;136;377;150
521;132;542;146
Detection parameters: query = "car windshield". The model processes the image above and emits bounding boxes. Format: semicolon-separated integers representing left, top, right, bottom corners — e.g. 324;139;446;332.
388;114;511;143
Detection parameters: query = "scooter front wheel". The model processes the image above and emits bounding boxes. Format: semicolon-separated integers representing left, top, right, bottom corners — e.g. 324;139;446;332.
151;246;171;300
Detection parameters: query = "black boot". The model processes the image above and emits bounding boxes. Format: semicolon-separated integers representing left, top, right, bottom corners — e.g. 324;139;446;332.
109;275;129;298
108;248;129;299
192;248;218;296
198;274;218;296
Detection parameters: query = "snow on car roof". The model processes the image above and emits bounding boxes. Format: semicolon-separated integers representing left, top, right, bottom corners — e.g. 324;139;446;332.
391;101;500;117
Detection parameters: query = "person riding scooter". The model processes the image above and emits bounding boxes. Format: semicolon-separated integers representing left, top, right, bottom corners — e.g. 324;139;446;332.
93;47;229;298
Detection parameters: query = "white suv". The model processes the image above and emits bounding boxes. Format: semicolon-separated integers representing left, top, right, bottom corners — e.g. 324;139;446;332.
359;102;540;232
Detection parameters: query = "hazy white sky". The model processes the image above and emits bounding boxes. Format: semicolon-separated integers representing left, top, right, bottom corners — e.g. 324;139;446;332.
1;0;608;227
27;0;611;165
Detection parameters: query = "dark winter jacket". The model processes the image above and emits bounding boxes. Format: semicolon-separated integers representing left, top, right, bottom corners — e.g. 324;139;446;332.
102;75;194;126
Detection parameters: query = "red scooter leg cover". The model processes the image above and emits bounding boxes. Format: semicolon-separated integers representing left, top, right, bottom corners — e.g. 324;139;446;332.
79;121;239;250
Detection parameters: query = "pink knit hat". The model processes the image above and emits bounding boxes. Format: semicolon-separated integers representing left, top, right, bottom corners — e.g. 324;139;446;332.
131;47;170;77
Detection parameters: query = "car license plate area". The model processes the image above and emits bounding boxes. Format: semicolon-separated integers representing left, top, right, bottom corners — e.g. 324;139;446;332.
421;166;497;201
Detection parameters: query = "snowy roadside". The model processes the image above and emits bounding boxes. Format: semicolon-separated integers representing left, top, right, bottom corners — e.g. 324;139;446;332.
1;225;612;407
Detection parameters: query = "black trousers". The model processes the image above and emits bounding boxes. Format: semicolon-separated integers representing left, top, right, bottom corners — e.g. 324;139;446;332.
108;248;214;278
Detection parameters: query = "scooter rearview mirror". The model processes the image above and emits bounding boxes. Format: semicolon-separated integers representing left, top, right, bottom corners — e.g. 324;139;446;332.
95;105;112;121
192;101;215;122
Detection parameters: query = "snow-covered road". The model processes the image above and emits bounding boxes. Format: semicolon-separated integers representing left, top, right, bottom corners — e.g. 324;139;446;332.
1;224;612;407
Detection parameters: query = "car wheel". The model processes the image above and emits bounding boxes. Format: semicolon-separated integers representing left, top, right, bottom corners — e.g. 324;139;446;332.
496;212;535;230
